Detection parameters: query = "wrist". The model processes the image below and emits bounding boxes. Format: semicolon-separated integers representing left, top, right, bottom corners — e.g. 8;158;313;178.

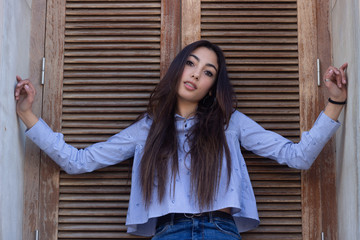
17;110;39;129
328;98;347;105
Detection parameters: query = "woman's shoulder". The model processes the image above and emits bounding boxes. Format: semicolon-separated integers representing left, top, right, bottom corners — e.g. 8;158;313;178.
230;109;248;121
228;109;260;130
131;113;153;129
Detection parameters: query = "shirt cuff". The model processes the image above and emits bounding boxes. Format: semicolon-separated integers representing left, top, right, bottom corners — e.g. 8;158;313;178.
25;118;54;150
309;111;341;145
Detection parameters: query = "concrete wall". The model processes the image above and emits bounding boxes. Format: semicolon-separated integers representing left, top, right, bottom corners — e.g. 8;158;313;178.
0;0;32;239
330;0;360;239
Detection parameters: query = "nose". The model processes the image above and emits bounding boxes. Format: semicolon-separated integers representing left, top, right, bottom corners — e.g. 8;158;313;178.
192;71;200;80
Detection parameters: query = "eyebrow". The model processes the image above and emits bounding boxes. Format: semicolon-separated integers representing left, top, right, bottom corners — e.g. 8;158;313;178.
189;54;218;72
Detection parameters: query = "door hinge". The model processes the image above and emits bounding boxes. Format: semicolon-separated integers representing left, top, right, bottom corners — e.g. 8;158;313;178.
35;229;39;240
321;231;325;240
41;57;45;85
317;58;321;87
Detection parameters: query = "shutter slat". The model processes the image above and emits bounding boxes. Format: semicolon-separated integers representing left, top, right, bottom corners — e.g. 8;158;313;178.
65;43;160;50
66;16;161;22
202;3;296;9
257;203;301;211
59;216;124;223
60;194;129;201
58;232;141;239
63;71;160;78
63;85;155;92
60;187;130;194
62;107;146;113
65;29;161;36
63;78;159;84
59;202;129;209
66;3;161;9
59;224;125;231
60;179;131;186
66;9;160;16
202;17;297;23
203;23;297;30
64;50;160;57
61;122;132;129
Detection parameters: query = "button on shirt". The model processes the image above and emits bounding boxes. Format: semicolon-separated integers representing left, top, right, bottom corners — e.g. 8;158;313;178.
26;110;340;237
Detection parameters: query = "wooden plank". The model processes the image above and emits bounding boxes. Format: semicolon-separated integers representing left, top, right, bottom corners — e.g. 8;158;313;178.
22;0;46;239
160;0;181;78
181;0;201;48
316;0;337;239
297;1;322;240
39;0;67;238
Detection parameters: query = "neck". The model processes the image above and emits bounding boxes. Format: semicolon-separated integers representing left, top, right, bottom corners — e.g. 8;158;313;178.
176;99;198;119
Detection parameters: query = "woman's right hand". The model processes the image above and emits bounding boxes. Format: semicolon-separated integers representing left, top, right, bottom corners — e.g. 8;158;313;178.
14;76;39;128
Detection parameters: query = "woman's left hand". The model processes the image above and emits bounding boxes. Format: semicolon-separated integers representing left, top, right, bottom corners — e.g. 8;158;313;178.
323;63;348;102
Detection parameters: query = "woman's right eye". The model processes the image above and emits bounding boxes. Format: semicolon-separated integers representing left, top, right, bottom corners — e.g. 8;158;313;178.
186;60;194;66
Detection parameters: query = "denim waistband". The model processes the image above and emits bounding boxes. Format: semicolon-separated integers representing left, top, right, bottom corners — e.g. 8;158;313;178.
157;211;233;227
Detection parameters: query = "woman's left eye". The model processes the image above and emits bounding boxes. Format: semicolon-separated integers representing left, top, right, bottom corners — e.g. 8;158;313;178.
204;71;213;77
186;60;194;66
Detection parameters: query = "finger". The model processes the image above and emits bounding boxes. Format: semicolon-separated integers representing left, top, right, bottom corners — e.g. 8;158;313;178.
339;62;348;84
324;67;337;84
16;75;23;82
24;82;36;97
15;78;32;99
334;69;343;88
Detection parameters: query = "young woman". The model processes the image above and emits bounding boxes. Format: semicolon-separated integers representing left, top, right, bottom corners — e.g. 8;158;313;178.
15;40;348;240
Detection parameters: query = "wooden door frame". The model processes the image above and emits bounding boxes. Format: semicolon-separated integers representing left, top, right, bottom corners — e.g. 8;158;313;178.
23;0;336;239
298;0;336;239
22;0;47;238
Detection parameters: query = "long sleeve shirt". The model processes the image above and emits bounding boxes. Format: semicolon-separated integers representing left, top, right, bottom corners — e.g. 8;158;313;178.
26;110;340;236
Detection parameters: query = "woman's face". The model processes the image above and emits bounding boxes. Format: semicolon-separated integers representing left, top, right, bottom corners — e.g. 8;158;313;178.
177;47;218;106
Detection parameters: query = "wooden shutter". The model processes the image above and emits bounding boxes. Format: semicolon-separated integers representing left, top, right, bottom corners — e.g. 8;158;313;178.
201;1;302;239
37;0;333;239
58;0;161;239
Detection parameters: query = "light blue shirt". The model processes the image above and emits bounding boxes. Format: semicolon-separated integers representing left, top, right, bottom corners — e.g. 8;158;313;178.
26;110;340;236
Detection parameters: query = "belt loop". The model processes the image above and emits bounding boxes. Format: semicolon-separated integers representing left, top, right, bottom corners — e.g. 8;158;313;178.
209;211;214;223
170;213;175;225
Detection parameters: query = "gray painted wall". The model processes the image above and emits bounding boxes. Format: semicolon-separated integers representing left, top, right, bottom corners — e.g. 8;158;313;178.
331;0;360;239
0;0;32;239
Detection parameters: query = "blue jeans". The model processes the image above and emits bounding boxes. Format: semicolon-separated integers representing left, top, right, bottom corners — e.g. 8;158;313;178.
152;213;242;240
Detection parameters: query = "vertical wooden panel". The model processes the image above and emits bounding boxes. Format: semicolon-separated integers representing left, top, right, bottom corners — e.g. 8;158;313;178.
22;0;47;238
40;0;67;238
160;0;181;78
297;0;322;239
316;0;337;239
181;0;201;48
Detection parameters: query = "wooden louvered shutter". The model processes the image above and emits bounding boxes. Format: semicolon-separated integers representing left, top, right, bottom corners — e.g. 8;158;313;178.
200;1;302;239
60;1;162;238
38;0;332;239
40;0;177;239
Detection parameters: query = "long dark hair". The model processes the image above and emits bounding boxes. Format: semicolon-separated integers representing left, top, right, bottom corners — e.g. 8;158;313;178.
140;40;236;209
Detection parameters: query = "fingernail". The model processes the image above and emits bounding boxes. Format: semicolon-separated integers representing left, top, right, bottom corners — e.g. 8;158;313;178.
25;85;29;89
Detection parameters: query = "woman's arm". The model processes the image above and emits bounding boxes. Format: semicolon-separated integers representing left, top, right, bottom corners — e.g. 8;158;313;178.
14;76;145;174
235;63;348;169
14;76;39;129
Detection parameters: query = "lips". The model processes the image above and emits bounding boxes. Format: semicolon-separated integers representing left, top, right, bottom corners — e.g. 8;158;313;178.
184;81;197;90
